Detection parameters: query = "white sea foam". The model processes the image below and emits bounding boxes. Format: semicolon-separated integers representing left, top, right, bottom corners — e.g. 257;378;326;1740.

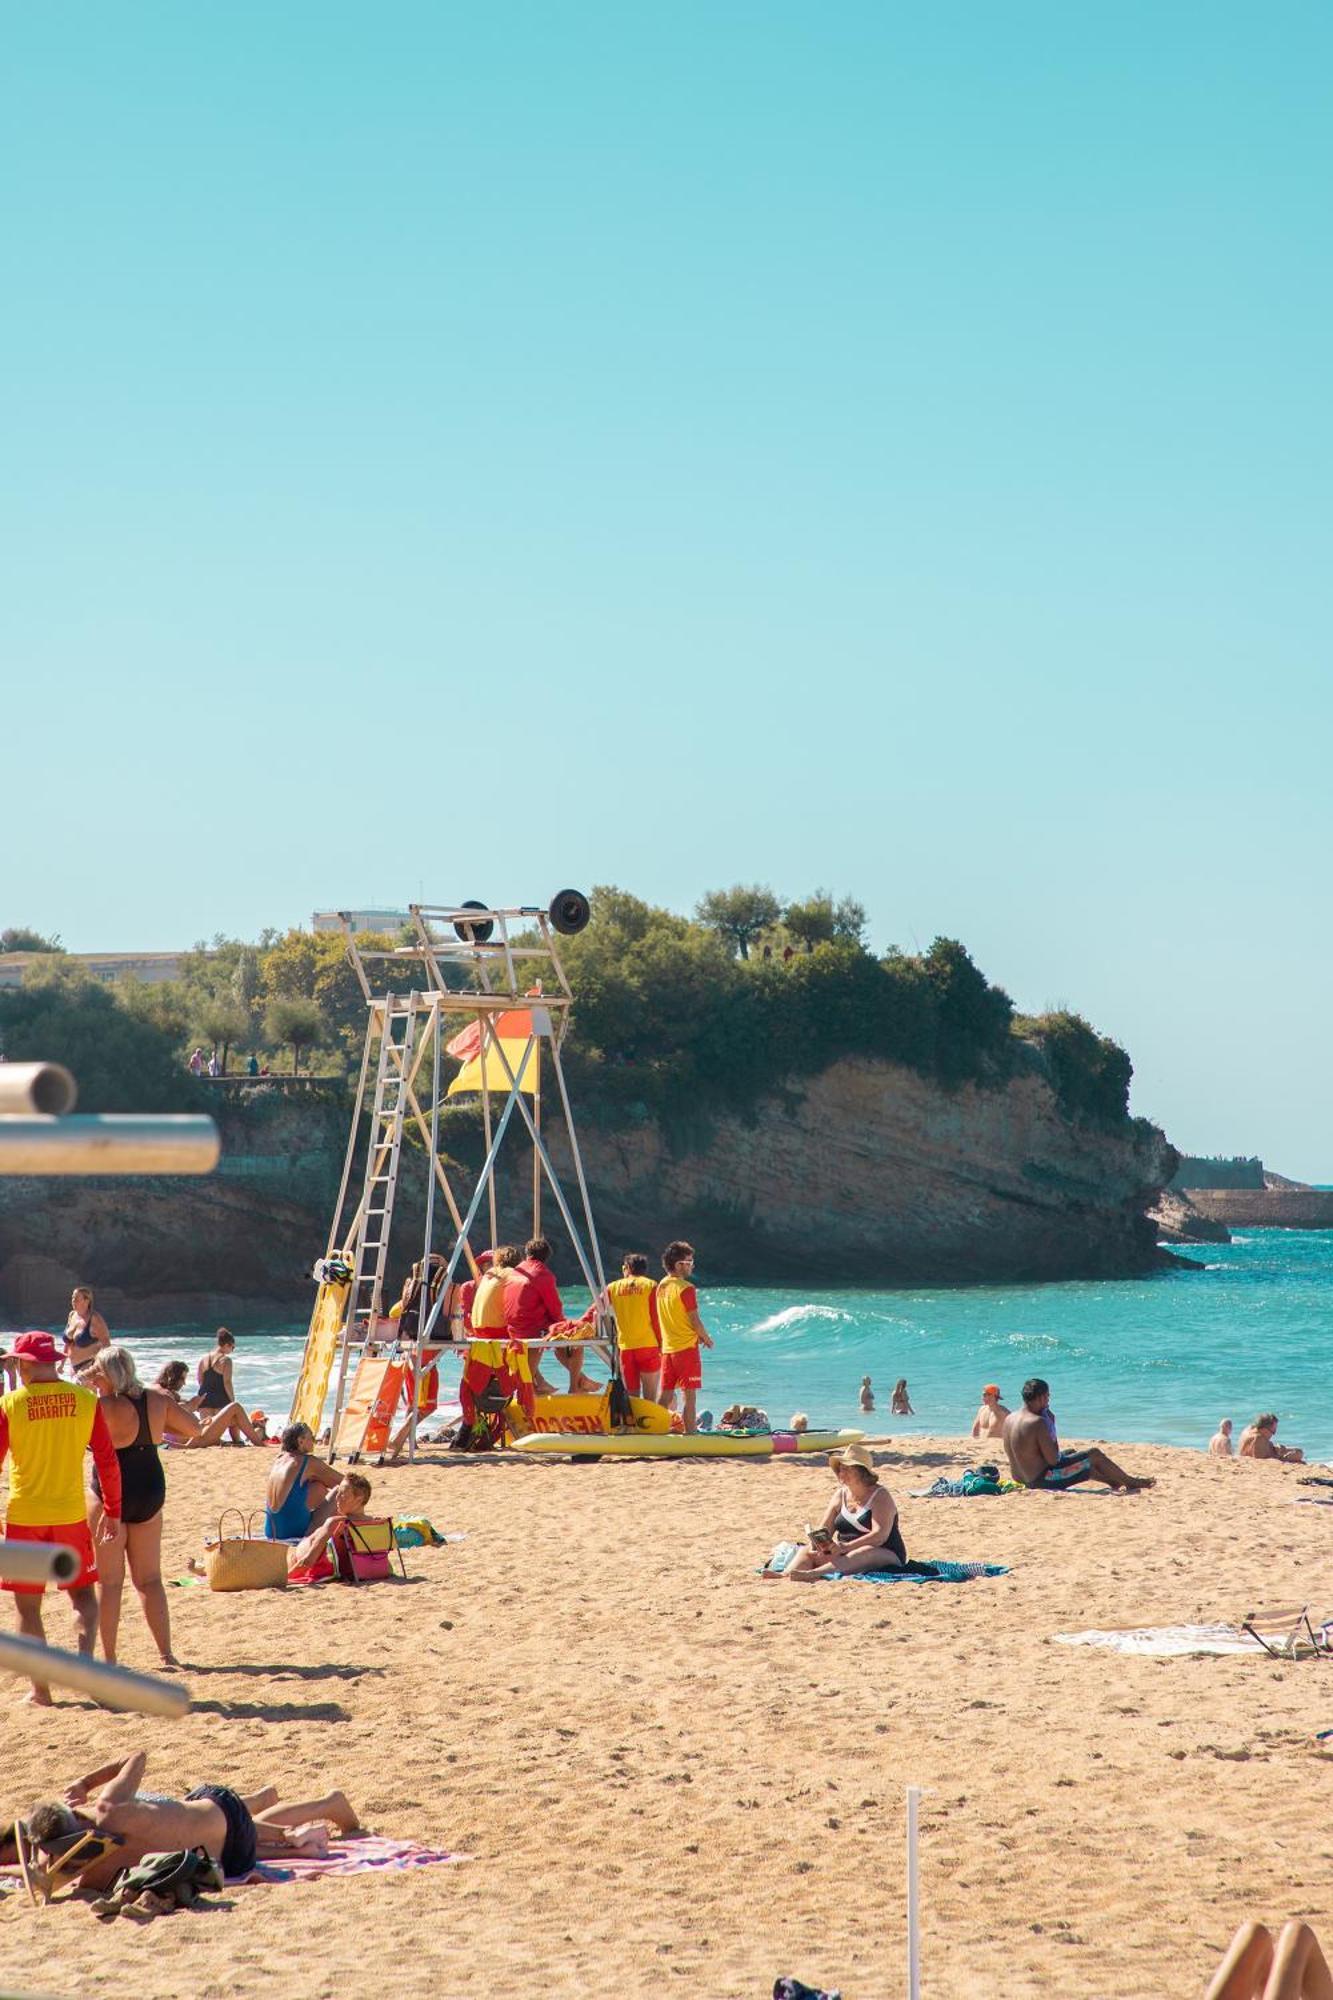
745;1303;855;1339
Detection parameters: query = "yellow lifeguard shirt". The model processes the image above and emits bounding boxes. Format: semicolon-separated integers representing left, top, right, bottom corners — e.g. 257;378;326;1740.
1;1381;99;1526
469;1268;512;1369
607;1276;658;1352
655;1276;699;1355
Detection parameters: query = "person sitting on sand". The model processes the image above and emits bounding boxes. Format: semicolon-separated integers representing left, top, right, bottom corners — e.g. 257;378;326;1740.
777;1443;908;1581
192;1329;256;1444
1208;1418;1235;1458
287;1471;377;1580
83;1345;202;1670
3;1748;359;1889
264;1422;343;1541
891;1378;913;1416
154;1359;265;1448
972;1383;1011;1440
859;1375;875;1413
63;1286;111;1367
1238;1413;1305;1464
1002;1377;1155;1492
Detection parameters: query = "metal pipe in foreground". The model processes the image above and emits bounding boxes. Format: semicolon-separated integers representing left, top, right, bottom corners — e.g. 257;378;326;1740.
0;1541;80;1587
0;1063;77;1116
0;1633;190;1717
0;1115;220;1176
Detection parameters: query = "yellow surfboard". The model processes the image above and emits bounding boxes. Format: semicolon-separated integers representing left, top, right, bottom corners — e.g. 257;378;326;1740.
512;1427;864;1460
289;1274;351;1434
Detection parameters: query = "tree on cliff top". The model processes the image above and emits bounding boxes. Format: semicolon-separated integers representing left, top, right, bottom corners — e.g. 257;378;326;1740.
265;996;326;1075
0;973;203;1112
0;927;64;953
696;885;782;959
782;892;868;952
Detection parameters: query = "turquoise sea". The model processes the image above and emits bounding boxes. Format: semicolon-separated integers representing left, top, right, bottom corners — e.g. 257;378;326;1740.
112;1226;1333;1459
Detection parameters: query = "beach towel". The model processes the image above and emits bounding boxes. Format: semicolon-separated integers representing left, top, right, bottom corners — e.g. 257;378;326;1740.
760;1543;1007;1583
237;1835;470;1885
1052;1624;1266;1657
912;1472;1020;1498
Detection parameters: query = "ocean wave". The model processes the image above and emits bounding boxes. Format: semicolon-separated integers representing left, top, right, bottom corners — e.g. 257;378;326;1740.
744;1303;857;1339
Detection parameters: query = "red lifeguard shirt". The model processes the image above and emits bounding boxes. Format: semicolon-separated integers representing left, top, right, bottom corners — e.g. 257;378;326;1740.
503;1259;565;1336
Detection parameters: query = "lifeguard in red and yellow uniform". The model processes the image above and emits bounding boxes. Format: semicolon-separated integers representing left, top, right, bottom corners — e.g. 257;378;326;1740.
461;1249;519;1424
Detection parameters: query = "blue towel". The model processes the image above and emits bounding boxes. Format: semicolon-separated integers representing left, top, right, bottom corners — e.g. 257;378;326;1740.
833;1560;1009;1584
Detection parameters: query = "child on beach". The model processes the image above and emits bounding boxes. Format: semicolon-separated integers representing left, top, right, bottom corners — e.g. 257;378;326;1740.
1208;1418;1234;1457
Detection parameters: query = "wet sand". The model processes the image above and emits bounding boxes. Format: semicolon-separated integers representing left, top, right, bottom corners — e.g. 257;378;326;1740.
2;1434;1331;1998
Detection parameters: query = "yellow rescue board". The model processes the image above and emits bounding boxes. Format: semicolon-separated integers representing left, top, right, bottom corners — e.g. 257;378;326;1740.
511;1427;865;1460
289;1275;350;1433
526;1391;671;1437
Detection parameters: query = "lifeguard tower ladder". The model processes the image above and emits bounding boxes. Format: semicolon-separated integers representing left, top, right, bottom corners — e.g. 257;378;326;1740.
287;892;622;1461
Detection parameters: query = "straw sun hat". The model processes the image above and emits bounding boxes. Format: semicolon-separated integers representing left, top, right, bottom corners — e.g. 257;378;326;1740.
829;1443;877;1476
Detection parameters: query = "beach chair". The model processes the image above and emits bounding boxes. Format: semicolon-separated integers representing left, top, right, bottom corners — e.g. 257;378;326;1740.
328;1516;406;1584
1240;1604;1326;1661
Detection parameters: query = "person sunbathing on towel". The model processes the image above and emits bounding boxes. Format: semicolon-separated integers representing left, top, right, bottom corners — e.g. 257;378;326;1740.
1002;1377;1154;1492
1;1748;359;1890
778;1444;908;1581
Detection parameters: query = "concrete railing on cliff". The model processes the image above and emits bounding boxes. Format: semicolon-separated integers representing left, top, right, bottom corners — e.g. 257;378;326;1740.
1183;1189;1333;1229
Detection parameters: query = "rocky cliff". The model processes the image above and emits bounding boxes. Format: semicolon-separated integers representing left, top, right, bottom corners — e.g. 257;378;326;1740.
0;1056;1178;1326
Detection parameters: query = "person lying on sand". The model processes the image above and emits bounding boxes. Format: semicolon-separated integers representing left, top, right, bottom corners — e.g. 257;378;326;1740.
1238;1413;1305;1464
971;1384;1010;1440
1002;1377;1154;1492
1;1748;360;1890
774;1443;908;1581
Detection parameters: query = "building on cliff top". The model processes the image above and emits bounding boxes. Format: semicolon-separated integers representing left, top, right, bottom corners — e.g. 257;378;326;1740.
0;950;186;989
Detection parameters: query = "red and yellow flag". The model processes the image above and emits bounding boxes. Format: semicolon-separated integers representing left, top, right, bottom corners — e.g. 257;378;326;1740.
446;1010;539;1098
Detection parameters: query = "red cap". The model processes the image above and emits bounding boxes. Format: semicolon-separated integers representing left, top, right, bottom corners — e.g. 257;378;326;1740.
13;1332;59;1367
476;1249;494;1269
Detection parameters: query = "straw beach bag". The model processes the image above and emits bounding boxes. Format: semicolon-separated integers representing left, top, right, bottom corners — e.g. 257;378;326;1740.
204;1509;288;1591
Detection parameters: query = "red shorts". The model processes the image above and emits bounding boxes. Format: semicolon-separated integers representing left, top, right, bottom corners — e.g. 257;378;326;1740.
1;1521;99;1594
620;1347;661;1396
661;1346;702;1393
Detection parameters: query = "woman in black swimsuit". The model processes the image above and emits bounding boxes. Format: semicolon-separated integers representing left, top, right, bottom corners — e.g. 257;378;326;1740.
781;1443;908;1582
85;1346;202;1668
193;1329;255;1444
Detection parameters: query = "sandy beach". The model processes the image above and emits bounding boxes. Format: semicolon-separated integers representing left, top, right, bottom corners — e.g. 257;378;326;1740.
2;1434;1332;1998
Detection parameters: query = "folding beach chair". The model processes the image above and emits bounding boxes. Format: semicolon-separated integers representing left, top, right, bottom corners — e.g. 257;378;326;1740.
328;1516;407;1584
1240;1604;1326;1660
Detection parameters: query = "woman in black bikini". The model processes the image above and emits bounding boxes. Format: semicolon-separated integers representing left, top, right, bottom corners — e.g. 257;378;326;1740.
64;1286;111;1366
781;1443;908;1582
85;1346;202;1667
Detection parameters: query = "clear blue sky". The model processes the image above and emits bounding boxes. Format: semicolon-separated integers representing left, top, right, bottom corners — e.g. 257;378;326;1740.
5;4;1330;1174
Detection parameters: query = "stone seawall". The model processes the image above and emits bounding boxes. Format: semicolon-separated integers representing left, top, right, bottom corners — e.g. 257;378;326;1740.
1182;1189;1333;1229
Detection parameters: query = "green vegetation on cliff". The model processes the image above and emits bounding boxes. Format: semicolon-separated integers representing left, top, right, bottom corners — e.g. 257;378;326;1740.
0;887;1135;1130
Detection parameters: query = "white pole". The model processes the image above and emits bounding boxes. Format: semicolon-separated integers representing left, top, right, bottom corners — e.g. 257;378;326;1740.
906;1785;921;2000
0;1633;190;1717
0;1541;80;1587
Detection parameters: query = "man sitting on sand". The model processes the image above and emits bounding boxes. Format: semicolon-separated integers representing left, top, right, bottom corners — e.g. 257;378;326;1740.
1238;1413;1305;1463
3;1747;360;1889
1002;1377;1154;1492
971;1383;1010;1440
1208;1418;1234;1458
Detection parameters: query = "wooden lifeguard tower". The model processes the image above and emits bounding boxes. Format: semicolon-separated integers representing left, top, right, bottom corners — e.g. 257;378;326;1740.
287;892;627;1461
